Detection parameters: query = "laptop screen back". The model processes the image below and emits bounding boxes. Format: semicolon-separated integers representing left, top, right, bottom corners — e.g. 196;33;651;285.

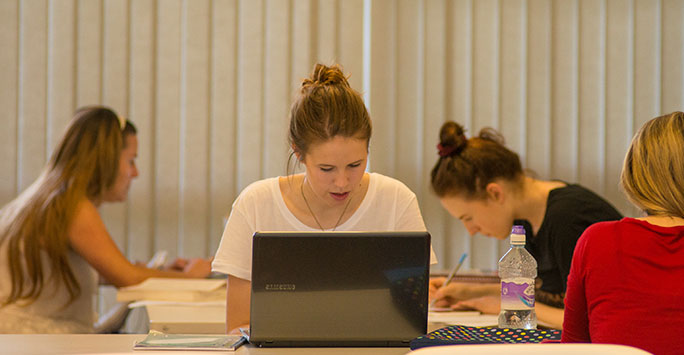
249;231;430;347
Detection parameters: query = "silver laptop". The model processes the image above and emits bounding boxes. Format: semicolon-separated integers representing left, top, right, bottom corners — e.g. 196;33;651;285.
249;231;431;347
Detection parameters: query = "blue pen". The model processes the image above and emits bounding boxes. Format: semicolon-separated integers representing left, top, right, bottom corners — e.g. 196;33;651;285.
430;252;468;308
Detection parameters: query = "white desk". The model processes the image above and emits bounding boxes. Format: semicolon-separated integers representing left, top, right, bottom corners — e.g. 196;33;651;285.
0;334;411;355
141;303;500;334
146;303;225;333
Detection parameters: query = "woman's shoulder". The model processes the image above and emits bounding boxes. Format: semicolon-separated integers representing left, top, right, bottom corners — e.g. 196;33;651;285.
73;198;101;221
549;183;601;200
235;177;280;200
229;177;285;216
368;173;416;196
547;183;622;218
581;218;624;236
577;218;662;248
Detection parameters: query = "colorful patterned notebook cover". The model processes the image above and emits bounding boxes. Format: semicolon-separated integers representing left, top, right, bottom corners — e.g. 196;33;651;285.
410;325;561;350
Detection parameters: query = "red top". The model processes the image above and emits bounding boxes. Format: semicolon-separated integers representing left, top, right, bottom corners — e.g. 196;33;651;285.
562;218;684;355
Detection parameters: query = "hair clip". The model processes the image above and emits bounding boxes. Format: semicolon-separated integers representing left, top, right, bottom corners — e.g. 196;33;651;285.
437;143;458;157
117;114;126;130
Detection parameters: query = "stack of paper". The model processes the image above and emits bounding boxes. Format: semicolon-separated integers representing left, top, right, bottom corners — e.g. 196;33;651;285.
117;278;226;303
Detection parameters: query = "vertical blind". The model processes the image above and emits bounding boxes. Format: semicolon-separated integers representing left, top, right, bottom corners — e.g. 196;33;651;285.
1;0;683;273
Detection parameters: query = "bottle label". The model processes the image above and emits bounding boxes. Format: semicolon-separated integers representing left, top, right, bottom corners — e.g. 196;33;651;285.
501;279;535;310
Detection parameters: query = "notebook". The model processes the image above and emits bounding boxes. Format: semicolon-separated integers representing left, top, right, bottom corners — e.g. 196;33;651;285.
133;330;246;351
249;231;431;347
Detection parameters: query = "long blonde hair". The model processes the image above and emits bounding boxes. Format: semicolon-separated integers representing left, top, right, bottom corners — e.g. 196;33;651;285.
0;106;136;306
621;111;684;218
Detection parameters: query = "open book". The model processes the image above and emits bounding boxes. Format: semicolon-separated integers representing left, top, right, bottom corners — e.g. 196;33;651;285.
117;278;226;302
134;331;246;351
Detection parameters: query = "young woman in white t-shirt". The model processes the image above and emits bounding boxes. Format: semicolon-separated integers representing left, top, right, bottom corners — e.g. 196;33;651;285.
212;63;435;333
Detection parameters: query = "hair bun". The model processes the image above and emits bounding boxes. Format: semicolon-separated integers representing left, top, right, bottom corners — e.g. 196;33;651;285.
302;63;350;89
437;121;467;157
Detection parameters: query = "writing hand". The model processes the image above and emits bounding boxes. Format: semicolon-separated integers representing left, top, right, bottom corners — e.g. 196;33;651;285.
452;295;500;315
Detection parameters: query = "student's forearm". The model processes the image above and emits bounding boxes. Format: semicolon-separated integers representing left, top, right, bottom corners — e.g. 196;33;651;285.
468;283;500;298
535;302;564;329
106;265;199;288
439;282;500;302
226;275;251;333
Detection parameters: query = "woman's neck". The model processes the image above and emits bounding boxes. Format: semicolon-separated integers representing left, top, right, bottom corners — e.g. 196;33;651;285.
514;177;566;234
638;215;684;227
280;173;370;230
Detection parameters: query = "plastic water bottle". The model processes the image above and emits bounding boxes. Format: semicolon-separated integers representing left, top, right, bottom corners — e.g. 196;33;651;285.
497;225;537;329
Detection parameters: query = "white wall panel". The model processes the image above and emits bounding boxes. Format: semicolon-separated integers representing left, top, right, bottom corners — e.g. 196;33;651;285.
236;0;264;191
634;0;660;131
526;0;552;179
338;0;364;91
209;0;238;251
75;0;102;107
469;0;500;270
395;0;422;192
316;0;336;63
128;0;156;262
499;0;526;165
578;0;606;196
180;0;211;257
368;0;396;175
263;0;291;179
498;0;527;259
421;0;449;268
47;0;75;152
291;0;314;89
442;0;473;269
662;0;684;113
155;0;182;256
0;0;19;203
2;0;684;276
551;0;578;181
18;0;48;190
100;0;130;254
605;0;634;215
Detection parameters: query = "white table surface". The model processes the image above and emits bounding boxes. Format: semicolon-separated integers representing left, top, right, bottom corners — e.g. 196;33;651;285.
141;302;501;334
0;334;411;355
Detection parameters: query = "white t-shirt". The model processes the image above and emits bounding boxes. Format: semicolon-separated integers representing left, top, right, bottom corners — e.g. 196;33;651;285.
212;172;437;280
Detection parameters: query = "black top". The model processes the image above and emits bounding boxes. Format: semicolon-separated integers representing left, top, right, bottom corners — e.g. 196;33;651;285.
515;184;622;308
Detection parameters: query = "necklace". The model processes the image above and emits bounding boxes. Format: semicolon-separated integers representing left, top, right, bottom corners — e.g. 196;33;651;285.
300;179;353;231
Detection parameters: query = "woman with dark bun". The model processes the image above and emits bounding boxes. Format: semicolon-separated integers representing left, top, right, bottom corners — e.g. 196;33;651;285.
563;112;684;354
212;63;437;332
429;121;622;328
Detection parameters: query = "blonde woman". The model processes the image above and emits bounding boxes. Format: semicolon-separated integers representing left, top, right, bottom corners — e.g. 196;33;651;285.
0;106;210;333
562;112;684;354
